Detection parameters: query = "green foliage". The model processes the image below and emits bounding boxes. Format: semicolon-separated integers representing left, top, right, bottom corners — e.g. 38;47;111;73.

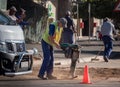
72;0;119;19
91;0;117;19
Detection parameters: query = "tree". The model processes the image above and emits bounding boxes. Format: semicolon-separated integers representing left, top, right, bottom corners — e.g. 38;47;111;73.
72;0;120;29
91;0;117;19
72;0;118;19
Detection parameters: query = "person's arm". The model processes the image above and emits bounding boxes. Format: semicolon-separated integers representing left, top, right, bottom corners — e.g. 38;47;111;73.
19;21;29;25
48;24;60;48
112;23;117;35
72;19;77;33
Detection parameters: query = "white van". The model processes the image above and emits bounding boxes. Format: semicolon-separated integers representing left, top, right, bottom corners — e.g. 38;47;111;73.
0;10;34;76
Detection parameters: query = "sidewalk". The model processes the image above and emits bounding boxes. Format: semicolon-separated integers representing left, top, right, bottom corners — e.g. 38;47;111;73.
31;36;120;69
27;37;120;68
77;36;120;46
53;51;120;69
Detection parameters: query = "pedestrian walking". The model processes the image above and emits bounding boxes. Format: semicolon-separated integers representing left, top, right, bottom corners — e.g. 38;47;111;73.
101;17;116;62
61;11;76;44
38;18;67;80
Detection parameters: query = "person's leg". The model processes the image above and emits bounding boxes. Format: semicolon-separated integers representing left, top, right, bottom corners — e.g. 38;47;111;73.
38;40;51;79
107;38;113;58
46;46;57;79
47;46;54;75
102;36;108;57
102;36;109;62
69;31;73;44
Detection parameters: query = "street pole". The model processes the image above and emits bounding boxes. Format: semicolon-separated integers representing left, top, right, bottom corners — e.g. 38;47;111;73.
88;2;91;43
72;0;83;43
77;2;80;40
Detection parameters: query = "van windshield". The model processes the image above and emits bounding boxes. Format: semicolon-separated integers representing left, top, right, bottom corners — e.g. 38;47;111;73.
0;10;17;25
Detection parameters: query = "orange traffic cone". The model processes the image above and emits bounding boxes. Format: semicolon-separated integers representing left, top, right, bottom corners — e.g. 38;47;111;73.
80;65;92;84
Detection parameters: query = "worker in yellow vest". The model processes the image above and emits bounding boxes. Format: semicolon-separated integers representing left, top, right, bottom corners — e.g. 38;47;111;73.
38;18;67;80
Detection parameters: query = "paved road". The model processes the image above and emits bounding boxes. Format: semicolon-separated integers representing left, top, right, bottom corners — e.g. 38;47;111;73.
0;80;120;87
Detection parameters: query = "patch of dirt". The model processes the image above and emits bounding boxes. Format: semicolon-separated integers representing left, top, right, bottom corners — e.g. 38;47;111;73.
0;59;120;82
53;67;120;81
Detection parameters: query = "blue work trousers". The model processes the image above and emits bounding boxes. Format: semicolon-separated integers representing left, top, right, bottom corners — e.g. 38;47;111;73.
102;36;113;58
39;39;54;76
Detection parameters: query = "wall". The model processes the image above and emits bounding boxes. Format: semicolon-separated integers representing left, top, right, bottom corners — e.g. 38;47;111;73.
57;0;72;19
0;0;7;10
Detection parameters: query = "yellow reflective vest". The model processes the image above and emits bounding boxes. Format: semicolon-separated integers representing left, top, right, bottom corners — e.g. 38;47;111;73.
42;22;63;46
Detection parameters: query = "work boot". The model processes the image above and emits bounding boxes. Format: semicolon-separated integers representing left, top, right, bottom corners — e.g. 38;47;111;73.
47;74;57;80
103;56;109;62
38;75;48;80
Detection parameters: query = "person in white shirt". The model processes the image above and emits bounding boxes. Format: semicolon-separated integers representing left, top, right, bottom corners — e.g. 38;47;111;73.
8;6;18;22
101;17;116;62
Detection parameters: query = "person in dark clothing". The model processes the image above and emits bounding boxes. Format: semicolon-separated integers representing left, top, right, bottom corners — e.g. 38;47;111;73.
61;11;78;79
16;8;29;29
62;11;76;44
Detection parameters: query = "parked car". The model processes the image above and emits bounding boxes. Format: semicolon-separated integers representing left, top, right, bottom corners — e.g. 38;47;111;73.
0;10;36;76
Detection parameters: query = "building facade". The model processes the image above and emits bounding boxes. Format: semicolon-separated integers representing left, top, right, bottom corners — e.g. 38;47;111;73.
0;0;7;10
33;0;72;20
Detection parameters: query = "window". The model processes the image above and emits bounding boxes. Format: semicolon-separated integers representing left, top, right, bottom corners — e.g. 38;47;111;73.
0;10;16;25
0;13;10;24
